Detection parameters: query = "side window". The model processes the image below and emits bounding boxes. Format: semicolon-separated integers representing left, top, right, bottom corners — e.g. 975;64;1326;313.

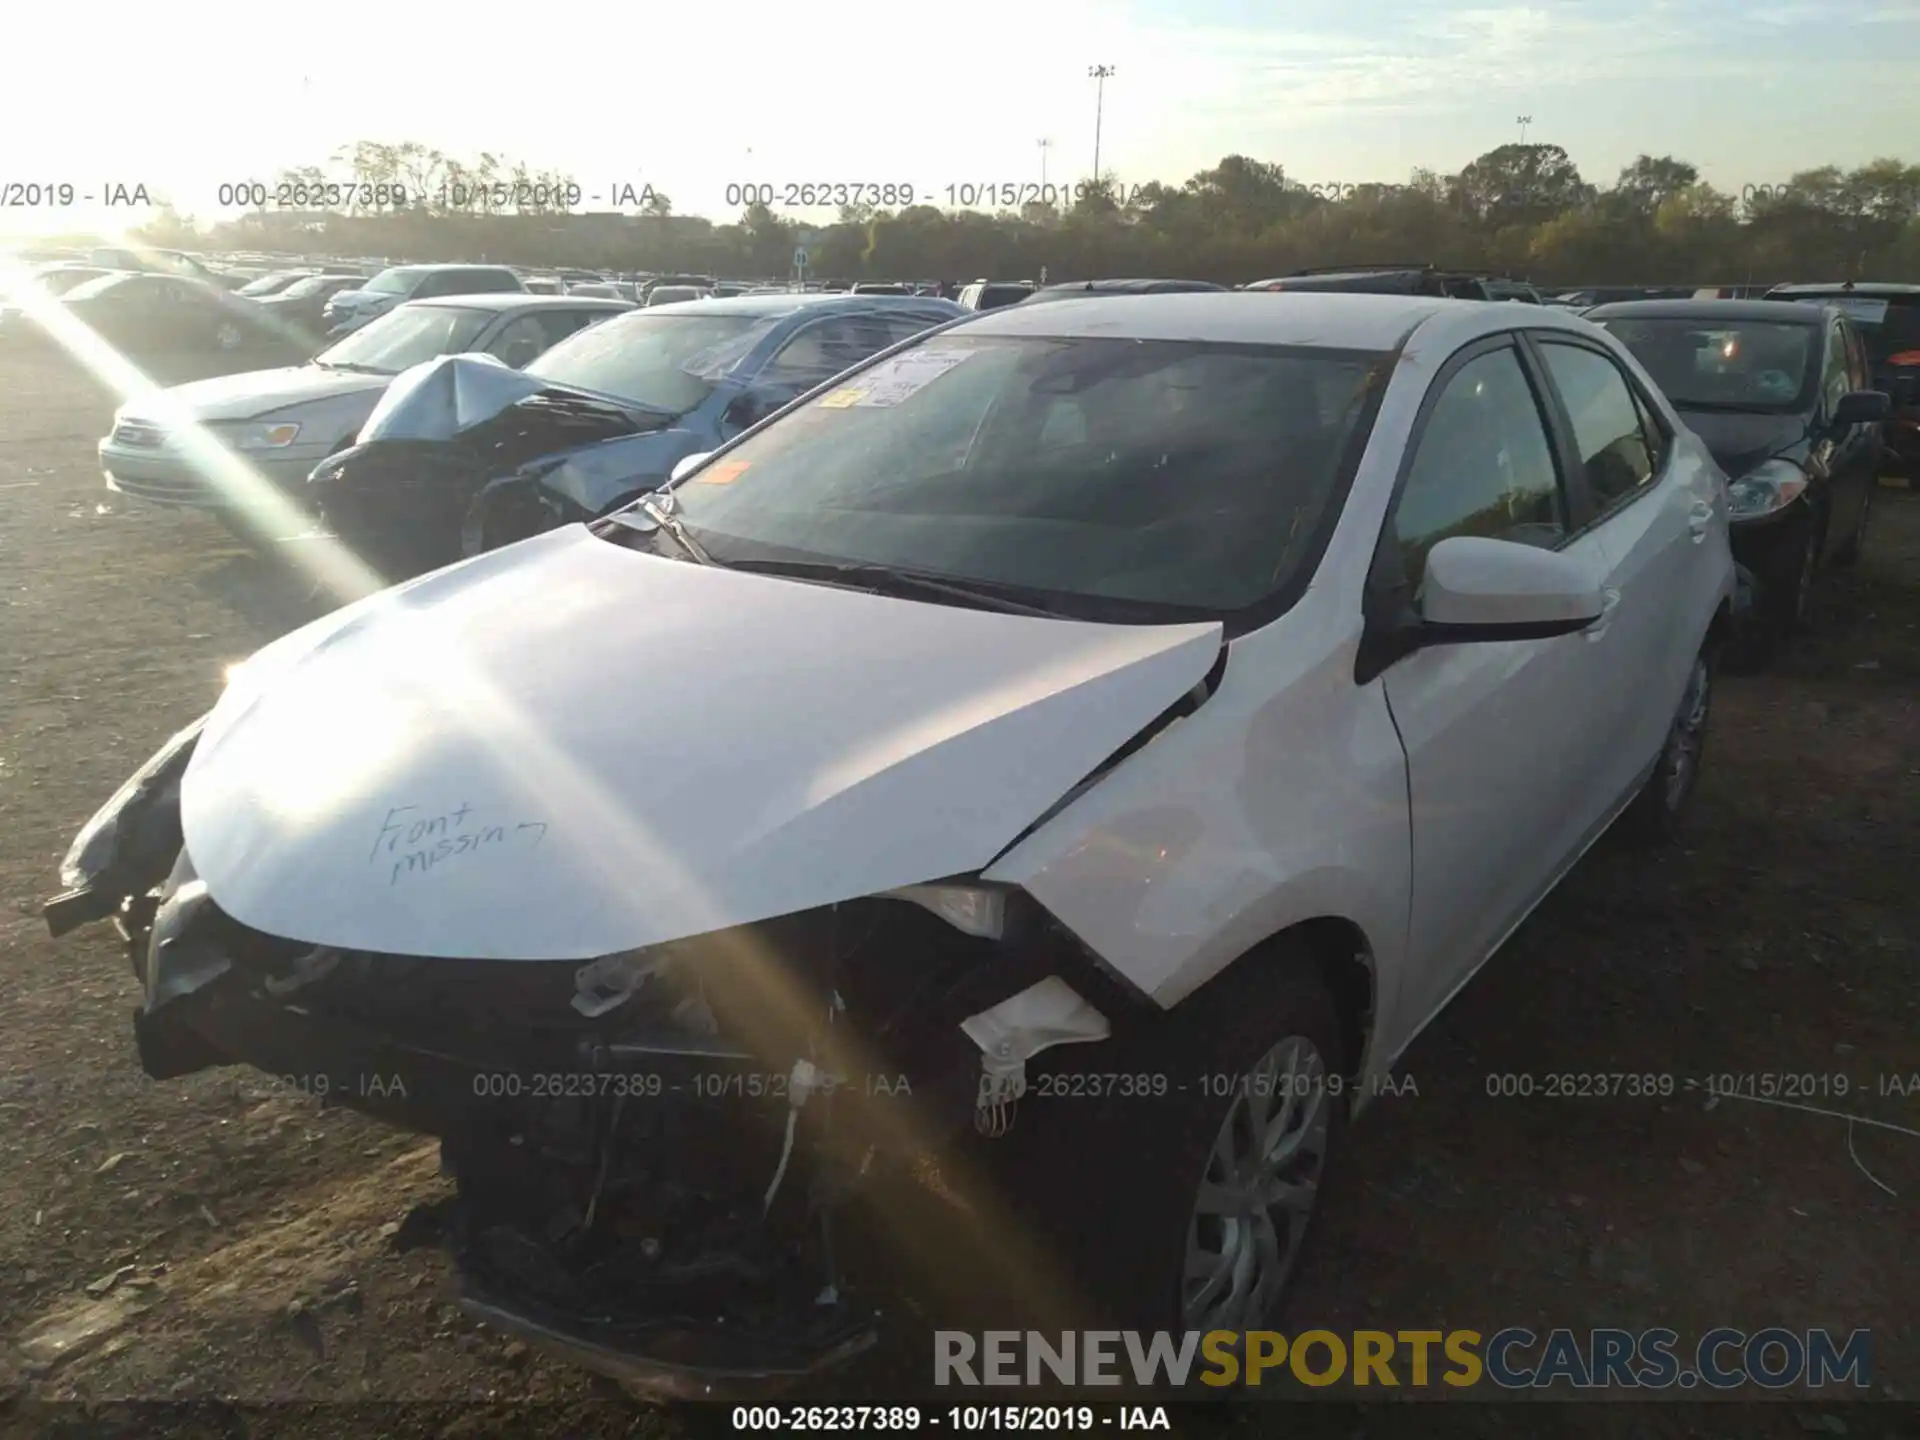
1537;341;1657;512
484;315;552;368
1843;324;1870;391
1392;345;1565;586
1823;323;1850;414
878;312;941;347
409;272;449;298
1628;385;1667;468
761;317;898;388
535;309;609;348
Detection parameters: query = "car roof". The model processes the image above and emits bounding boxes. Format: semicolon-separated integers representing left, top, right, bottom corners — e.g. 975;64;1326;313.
1585;298;1828;324
400;293;632;314
1033;277;1227;296
640;292;963;320
1766;282;1920;298
375;262;519;275
955;290;1499;349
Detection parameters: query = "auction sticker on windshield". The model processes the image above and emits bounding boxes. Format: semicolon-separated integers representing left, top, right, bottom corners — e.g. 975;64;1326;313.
820;349;976;409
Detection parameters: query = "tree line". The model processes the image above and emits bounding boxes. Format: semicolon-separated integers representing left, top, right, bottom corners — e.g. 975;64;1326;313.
124;140;1920;286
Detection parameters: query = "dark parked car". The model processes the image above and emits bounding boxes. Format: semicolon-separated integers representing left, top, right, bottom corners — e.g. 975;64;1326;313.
252;273;369;341
307;293;962;574
1764;282;1920;480
234;269;317;298
25;264;121;297
1589;299;1888;645
957;280;1035;311
1023;277;1228;302
0;271;301;370
1552;285;1693;308
87;246;234;288
324;264;528;335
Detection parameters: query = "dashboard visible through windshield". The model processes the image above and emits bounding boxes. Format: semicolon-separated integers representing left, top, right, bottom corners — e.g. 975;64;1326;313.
647;332;1389;623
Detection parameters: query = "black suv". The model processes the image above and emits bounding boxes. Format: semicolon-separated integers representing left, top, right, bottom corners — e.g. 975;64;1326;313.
1243;265;1496;299
1765;282;1920;480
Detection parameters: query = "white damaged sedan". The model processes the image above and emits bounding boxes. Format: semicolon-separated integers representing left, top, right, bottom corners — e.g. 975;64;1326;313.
48;292;1735;1390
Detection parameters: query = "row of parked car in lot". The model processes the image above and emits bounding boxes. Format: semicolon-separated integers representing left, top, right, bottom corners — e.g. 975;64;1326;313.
14;248;1911;1394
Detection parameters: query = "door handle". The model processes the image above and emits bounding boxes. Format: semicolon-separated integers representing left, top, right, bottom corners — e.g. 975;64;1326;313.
1688;501;1714;542
1585;587;1621;641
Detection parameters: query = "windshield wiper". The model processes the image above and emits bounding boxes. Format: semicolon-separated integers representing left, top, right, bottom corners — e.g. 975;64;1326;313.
717;558;1062;617
630;493;712;565
314;360;391;374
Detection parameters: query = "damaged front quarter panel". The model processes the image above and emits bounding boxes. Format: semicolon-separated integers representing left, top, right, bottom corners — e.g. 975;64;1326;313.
44;712;207;938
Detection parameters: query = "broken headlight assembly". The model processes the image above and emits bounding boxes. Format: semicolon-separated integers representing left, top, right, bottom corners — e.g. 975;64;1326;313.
56;713;206;893
881;880;1015;940
1726;458;1810;521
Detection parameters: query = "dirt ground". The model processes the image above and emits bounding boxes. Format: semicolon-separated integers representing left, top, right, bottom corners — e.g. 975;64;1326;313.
0;349;1916;1440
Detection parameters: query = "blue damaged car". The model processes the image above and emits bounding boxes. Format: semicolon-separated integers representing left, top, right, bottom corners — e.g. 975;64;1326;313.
305;292;962;575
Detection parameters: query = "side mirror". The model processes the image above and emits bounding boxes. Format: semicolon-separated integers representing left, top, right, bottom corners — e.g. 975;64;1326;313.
1829;390;1891;429
669;451;714;484
1416;536;1605;639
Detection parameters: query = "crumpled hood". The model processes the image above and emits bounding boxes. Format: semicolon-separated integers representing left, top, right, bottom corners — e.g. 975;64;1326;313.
356;353;658;445
123;364;388;425
180;526;1222;960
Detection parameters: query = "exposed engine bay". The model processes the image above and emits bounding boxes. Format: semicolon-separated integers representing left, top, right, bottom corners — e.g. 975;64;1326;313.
50;734;1131;1393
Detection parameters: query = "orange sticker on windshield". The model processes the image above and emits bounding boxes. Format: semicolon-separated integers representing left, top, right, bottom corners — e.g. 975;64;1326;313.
695;460;751;486
819;388;866;408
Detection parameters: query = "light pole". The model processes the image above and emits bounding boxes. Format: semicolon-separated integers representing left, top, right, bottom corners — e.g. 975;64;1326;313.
1038;137;1051;190
1516;114;1532;145
1089;65;1116;189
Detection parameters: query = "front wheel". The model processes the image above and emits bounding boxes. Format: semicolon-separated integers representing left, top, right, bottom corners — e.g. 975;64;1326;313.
1617;642;1715;846
1008;957;1349;1336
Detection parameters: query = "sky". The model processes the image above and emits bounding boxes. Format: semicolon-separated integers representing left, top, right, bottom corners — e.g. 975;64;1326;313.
3;0;1919;238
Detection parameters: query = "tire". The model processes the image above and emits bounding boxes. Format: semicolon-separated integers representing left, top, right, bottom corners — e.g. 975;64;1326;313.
1003;951;1350;1335
1617;641;1715;846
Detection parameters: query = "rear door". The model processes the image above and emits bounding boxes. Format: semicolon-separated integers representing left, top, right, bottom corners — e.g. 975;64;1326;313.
1526;331;1711;809
1375;336;1622;1030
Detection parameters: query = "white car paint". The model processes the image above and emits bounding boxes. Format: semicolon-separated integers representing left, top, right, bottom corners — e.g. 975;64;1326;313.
979;295;1732;1093
180;527;1222;960
172;291;1733;1097
123;363;392;425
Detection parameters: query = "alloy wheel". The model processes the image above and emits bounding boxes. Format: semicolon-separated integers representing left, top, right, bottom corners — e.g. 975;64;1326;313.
1182;1034;1331;1331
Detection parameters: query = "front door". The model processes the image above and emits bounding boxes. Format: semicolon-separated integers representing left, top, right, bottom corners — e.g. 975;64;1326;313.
1376;337;1622;1030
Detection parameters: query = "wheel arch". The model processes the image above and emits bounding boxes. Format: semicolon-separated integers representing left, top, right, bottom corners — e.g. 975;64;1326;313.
1194;916;1379;1088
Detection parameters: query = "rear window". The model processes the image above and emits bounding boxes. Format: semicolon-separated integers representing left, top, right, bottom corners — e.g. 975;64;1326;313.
363;268;424;295
1774;293;1920;362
